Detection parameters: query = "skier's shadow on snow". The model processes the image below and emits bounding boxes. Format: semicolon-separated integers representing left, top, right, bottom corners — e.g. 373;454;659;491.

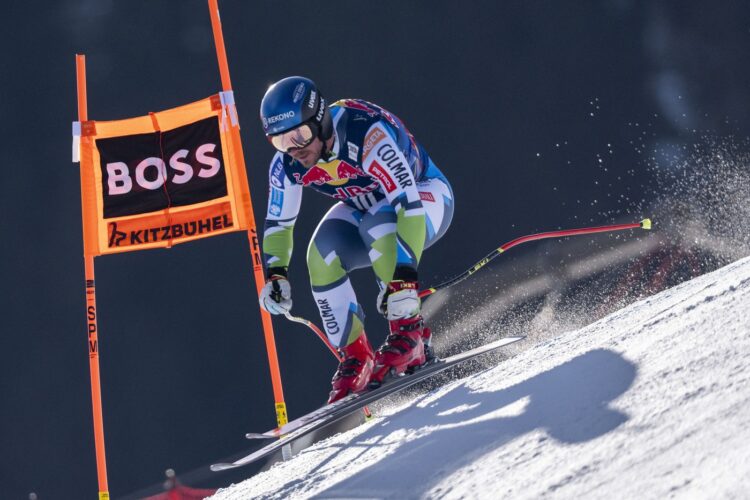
304;348;636;498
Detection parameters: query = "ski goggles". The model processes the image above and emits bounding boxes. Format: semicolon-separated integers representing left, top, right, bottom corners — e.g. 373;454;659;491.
268;121;319;153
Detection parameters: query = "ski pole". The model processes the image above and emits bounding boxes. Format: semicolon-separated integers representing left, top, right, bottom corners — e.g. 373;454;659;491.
419;218;652;299
284;218;650;395
283;312;373;419
284;312;341;360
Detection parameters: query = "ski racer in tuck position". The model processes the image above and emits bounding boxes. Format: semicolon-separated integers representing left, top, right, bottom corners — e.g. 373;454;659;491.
257;76;454;403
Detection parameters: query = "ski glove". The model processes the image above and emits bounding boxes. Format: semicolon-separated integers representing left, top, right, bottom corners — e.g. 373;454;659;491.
377;280;420;320
260;274;292;315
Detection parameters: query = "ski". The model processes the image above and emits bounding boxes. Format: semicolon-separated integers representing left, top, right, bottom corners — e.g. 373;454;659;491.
210;335;523;472
244;432;272;440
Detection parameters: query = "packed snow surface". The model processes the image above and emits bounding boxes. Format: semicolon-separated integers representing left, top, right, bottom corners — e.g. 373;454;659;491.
211;256;750;499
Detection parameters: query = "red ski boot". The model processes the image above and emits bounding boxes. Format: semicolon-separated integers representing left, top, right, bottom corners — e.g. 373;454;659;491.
370;315;427;388
328;332;375;404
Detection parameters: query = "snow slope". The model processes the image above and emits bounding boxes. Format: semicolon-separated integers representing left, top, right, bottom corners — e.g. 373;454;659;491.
211;256;750;499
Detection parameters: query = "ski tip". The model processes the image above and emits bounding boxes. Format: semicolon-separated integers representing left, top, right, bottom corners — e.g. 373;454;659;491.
640;218;652;230
210;463;232;472
246;432;275;440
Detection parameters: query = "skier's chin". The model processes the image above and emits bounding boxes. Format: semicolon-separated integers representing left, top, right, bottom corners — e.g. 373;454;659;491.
290;145;320;168
299;155;317;168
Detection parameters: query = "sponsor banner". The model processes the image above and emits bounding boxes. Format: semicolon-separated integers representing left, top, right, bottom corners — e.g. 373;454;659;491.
265;110;295;126
316;298;340;336
269;187;284;216
332;182;379;201
307;89;317;109
77;94;251;256
293;82;306;103
335;160;365;180
347;141;359;161
97;117;227;218
375;142;413;190
270;156;286;188
362;126;386;158
107;202;235;252
293;160;367;187
298;165;333;186
367;160;397;193
419;191;435;202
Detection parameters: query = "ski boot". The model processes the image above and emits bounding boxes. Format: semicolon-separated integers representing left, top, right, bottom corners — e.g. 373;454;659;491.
369;315;427;388
328;332;375;404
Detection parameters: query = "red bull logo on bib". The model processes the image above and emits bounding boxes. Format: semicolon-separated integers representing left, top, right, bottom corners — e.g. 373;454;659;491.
294;160;367;187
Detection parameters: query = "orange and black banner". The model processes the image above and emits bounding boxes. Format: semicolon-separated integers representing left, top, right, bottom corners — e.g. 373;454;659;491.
76;93;250;256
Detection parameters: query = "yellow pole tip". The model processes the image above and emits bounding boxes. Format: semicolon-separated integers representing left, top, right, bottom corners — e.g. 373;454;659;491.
640;218;652;230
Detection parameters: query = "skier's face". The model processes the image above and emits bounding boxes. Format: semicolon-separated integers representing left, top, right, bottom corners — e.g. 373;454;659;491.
287;137;324;168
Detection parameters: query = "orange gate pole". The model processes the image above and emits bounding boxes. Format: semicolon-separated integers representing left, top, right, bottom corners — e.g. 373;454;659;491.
207;0;289;430
76;54;110;500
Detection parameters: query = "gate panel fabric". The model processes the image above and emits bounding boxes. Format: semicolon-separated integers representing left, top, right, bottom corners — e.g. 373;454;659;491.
77;94;250;256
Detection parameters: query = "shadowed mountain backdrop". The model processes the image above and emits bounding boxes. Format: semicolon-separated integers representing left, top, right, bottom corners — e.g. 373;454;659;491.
1;1;749;497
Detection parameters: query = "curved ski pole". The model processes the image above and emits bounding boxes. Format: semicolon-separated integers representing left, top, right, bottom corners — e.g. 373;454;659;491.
280;218;651;418
283;312;373;420
419;218;652;299
283;312;341;360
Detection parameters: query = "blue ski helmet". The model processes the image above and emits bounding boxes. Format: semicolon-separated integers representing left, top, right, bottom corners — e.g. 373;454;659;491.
260;76;333;140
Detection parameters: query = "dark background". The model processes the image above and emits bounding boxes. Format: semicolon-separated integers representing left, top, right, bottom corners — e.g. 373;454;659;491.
2;1;749;498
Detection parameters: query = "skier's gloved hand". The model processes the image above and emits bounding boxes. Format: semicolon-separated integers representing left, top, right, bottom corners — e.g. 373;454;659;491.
260;269;292;315
378;280;420;320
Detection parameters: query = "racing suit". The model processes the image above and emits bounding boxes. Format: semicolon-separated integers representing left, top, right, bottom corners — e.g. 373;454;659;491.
263;99;454;347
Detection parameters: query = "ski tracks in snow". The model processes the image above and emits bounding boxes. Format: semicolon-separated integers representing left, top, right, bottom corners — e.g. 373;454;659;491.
211;256;750;499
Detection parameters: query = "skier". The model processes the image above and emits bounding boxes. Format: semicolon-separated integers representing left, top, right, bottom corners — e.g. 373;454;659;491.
257;76;454;403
